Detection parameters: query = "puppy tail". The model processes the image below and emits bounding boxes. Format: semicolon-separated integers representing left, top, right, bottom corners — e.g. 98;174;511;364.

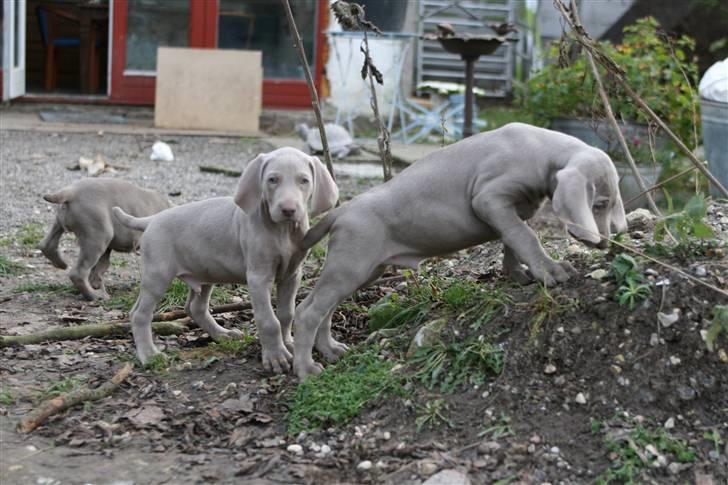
302;210;338;250
112;207;152;232
43;189;72;204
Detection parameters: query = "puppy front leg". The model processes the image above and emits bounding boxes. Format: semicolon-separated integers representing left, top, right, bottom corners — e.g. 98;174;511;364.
276;271;301;353
247;270;292;374
473;197;572;286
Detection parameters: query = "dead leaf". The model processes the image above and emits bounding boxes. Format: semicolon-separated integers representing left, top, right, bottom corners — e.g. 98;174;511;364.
221;396;254;413
126;405;165;427
229;427;256;447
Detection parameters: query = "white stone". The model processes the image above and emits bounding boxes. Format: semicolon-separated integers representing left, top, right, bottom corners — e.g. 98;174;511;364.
575;393;587;404
587;269;609;280
664;417;675;429
544;364;557;374
422;469;471;485
287;444;303;455
357;460;373;471
419;461;439;476
669;356;682;365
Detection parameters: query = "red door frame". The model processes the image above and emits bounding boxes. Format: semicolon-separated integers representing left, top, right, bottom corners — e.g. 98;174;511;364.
110;0;327;108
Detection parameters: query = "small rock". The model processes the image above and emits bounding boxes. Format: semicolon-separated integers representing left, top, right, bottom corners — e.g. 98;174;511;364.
668;462;691;475
319;444;331;455
575;393;587;404
150;141;174;162
676;385;696;401
530;435;542;444
719;349;728;363
587;269;609;280
650;333;660;346
658;309;680;328
669;356;682;366
382;431;391;440
422;469;471;485
406;318;448;358
694;265;707;277
419;461;439;476
630;230;645;239
478;441;501;454
287;444;303;455
550;446;560;454
626;208;656;230
708;450;720;461
544;364;557;374
664;417;675;429
357;460;373;471
554;376;566;386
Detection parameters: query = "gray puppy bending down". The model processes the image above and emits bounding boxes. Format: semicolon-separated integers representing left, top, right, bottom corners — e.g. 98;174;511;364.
39;178;172;300
292;123;628;379
113;147;338;372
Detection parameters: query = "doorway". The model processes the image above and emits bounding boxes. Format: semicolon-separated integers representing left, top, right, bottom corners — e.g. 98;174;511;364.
15;0;111;98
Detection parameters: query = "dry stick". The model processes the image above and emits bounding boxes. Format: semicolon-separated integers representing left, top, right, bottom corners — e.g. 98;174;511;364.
553;0;728;198
0;320;191;348
199;165;241;177
584;39;662;217
281;0;335;180
362;28;394;181
625;165;698;207
17;362;133;433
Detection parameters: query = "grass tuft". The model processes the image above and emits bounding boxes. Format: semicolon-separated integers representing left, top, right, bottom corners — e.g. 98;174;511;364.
0;255;26;277
16;223;45;248
287;347;403;434
104;279;238;313
14;281;77;295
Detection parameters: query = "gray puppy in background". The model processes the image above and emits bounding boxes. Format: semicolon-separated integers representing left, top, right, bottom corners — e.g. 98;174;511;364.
292;123;628;379
39;179;172;300
113;147;338;372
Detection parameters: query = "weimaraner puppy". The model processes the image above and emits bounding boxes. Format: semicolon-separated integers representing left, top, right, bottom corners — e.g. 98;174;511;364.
39;178;172;300
292;123;628;379
112;147;338;372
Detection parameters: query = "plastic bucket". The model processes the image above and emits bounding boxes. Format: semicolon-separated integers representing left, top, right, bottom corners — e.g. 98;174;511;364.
700;98;728;198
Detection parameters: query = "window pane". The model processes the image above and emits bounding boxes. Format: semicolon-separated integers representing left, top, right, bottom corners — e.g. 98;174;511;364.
126;0;189;71
218;0;317;79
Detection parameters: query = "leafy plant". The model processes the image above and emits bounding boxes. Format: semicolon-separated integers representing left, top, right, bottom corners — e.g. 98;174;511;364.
287;347;403;434
104;279;237;312
415;398;453;431
16;223;46;248
367;292;431;332
519;17;699;147
411;334;503;393
654;193;714;242
705;305;728;352
479;413;514;439
610;254;652;310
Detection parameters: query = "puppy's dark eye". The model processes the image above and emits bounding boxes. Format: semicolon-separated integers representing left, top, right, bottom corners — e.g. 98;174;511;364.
594;201;608;210
300;178;310;185
268;176;279;184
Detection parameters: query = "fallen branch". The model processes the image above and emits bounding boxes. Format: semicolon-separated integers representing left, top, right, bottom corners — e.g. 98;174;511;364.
17;362;133;433
553;0;728;198
282;0;335;179
199;165;241;177
0;320;191;348
0;301;255;347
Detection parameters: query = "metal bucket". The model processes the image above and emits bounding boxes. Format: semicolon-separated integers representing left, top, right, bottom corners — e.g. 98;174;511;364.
700;98;728;198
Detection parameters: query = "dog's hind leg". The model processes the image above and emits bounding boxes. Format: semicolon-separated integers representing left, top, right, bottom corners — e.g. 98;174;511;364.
186;284;243;341
39;218;68;269
130;273;171;365
89;248;112;295
69;228;112;300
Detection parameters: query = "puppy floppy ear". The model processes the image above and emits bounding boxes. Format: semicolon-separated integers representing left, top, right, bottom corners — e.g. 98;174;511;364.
610;191;628;233
552;168;601;245
309;156;339;217
234;153;267;214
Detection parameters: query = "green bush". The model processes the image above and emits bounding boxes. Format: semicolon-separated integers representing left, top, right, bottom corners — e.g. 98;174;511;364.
519;17;699;147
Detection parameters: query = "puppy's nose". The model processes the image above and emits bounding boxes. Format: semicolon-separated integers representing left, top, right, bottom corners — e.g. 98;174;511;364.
281;207;296;218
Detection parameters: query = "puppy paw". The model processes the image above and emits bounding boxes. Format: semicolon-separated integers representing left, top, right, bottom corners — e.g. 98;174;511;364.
137;344;163;366
283;338;295;354
316;339;349;363
261;346;293;374
212;328;244;341
558;261;578;276
505;266;533;285
294;359;325;381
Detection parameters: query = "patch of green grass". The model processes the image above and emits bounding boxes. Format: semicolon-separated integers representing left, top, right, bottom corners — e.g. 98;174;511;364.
479;413;514;439
0;389;15;406
368;292;432;332
104;279;238;312
209;334;255;354
478;106;538;132
415;398;452;431
15;223;45;248
41;376;85;398
144;353;173;372
110;255;129;268
411;333;503;393
0;255;26;277
597;416;695;484
705;305;728;352
13;281;77;295
528;284;577;341
287;346;403;434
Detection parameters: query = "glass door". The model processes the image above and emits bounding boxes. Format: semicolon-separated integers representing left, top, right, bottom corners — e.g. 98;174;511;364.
2;0;27;100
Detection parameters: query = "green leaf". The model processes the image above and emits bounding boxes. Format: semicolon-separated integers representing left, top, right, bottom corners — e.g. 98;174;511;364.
690;222;714;239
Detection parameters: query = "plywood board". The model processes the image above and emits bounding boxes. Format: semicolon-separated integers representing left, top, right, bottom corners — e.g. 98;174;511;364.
154;48;262;133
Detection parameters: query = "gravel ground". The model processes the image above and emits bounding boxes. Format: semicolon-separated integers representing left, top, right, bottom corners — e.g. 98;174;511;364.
0;130;377;234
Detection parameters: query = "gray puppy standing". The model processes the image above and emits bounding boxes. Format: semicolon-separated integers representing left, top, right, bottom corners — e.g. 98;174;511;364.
39;179;172;300
292;123;629;380
113;147;338;372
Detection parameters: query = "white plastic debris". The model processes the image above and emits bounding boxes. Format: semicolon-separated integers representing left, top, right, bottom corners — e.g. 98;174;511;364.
150;141;174;162
699;58;728;103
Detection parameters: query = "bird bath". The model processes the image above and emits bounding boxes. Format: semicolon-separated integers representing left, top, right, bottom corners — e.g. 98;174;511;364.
428;27;517;137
